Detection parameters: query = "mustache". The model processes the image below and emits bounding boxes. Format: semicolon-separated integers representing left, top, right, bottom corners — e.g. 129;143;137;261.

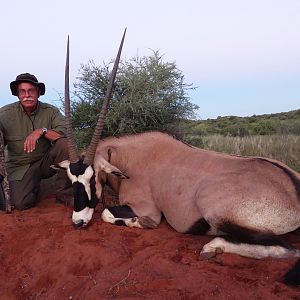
22;97;35;102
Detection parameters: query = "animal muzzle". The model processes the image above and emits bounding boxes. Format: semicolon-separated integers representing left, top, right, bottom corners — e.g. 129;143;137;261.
72;219;85;228
72;207;94;228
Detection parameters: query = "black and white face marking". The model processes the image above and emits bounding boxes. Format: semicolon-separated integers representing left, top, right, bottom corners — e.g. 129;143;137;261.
68;161;94;200
54;156;128;228
55;159;99;228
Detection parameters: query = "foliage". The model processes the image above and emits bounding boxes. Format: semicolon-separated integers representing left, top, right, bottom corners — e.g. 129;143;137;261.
71;51;198;148
180;109;300;141
179;110;300;172
189;134;300;173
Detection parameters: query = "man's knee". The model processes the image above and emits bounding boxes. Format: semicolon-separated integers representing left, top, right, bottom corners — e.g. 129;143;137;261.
51;138;69;161
53;137;68;152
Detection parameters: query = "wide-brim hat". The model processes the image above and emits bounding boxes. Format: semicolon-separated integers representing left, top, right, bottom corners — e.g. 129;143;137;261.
10;73;46;96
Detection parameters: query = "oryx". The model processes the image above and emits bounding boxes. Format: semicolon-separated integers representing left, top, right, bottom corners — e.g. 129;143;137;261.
56;29;300;286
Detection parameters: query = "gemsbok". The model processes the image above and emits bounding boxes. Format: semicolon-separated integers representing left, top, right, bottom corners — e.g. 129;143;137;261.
56;29;300;286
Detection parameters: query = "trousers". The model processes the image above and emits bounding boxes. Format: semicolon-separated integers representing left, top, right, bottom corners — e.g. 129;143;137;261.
9;138;73;210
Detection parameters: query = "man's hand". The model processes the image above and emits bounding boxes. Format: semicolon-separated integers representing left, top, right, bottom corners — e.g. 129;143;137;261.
23;129;43;153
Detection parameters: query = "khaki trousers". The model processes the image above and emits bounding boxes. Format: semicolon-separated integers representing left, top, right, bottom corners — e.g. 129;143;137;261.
9;138;73;210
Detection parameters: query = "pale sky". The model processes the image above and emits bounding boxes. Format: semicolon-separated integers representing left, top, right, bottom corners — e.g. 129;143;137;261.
1;0;299;119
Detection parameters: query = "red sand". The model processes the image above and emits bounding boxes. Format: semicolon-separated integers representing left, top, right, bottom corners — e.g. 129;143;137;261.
1;195;300;299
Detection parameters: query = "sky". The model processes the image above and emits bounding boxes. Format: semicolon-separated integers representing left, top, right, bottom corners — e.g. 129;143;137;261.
1;0;299;120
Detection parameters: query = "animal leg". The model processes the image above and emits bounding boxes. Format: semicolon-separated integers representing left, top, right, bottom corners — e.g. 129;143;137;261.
101;205;158;229
200;237;300;259
135;216;158;229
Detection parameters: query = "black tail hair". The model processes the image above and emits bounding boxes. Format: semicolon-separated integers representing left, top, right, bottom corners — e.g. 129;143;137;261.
219;222;294;250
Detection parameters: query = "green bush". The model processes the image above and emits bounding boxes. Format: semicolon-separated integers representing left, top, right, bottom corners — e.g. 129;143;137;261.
70;51;198;148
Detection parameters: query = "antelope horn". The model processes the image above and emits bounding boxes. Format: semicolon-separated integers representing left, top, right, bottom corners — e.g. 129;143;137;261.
83;28;126;165
64;35;79;163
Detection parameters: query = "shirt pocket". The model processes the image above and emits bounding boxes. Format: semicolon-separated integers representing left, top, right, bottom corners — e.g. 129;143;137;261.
5;135;25;155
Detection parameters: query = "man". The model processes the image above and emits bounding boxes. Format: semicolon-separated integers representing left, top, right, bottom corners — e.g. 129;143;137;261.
0;73;73;210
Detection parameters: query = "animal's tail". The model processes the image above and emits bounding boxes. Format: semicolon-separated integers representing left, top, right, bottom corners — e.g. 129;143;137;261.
219;222;300;286
284;258;300;286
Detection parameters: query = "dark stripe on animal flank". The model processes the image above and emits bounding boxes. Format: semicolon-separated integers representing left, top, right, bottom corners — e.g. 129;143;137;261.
219;222;294;250
284;258;300;286
107;205;137;219
257;158;300;198
186;218;211;235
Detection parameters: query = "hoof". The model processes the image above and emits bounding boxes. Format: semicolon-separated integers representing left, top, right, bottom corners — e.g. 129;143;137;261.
215;247;223;255
200;251;217;260
137;216;158;229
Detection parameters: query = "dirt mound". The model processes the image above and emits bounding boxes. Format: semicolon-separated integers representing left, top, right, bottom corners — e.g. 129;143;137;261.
1;195;300;299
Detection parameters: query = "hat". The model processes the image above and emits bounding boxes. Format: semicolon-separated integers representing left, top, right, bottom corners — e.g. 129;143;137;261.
10;73;46;96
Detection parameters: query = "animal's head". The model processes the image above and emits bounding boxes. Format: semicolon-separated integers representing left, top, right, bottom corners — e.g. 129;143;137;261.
56;30;126;228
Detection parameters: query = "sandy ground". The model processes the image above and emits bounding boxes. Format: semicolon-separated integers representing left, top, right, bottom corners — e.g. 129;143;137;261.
1;194;300;300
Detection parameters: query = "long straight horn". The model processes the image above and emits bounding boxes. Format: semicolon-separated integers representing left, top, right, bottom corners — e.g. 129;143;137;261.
83;28;126;165
65;36;79;163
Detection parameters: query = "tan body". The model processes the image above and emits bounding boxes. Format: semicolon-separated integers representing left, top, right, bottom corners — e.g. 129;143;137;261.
95;132;300;236
61;33;300;284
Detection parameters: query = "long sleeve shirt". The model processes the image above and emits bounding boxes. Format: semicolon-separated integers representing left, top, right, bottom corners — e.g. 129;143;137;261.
0;101;66;180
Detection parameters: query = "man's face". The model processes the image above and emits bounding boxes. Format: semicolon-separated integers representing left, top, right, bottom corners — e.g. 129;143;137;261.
17;82;39;111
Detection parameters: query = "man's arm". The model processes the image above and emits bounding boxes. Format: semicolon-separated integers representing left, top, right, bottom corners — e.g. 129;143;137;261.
24;106;66;153
42;128;64;141
23;128;64;153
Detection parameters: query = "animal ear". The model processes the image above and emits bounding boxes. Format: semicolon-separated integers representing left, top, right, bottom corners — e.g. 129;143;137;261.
51;160;70;170
111;169;130;179
96;157;129;179
104;163;129;179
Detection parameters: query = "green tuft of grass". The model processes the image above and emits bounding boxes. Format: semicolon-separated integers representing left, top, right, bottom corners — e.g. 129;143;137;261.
187;134;300;172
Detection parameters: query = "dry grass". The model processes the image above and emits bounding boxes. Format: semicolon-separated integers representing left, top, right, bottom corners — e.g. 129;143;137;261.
199;134;300;172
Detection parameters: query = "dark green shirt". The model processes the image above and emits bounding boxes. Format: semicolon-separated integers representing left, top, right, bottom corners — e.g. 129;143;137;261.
0;101;66;180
